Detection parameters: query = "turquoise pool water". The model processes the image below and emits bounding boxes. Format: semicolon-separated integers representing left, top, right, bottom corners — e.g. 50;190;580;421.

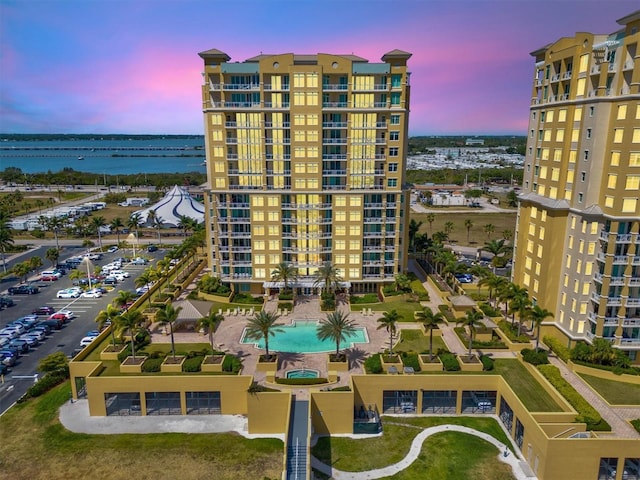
240;320;368;353
286;369;320;379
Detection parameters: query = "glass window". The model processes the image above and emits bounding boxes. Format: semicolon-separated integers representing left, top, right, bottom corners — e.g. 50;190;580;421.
422;390;457;414
382;390;417;414
461;390;497;414
598;458;618;480
390;114;401;125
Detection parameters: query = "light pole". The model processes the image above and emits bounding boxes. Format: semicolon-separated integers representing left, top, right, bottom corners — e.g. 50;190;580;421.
127;233;138;260
81;257;94;290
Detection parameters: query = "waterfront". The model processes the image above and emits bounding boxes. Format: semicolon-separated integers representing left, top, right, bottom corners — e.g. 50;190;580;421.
0;136;206;174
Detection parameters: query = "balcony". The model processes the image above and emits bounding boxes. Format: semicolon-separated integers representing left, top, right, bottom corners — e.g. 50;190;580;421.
627;298;640;307
619;338;640;346
265;170;291;176
264;122;290;128
633;256;640;265
376;122;387;128
603;317;620;326
263;84;290;91
608;63;617;73
265;154;291;160
550;74;561;82
623;60;634;71
590;65;601;74
322;122;348;128
613;255;629;264
322;84;349;91
322;154;347;160
322;138;347;145
623;319;640;327
263;102;290;108
590;293;623;306
322;169;347;176
265;137;291;145
562;71;572;80
322;102;348;108
223;83;260;91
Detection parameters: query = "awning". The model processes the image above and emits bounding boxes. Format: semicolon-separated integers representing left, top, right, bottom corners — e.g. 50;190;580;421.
262;281;351;289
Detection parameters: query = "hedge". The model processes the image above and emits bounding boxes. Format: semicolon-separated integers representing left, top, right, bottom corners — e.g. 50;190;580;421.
521;348;549;366
479;302;501;317
542;336;570;362
439;352;461;371
142;357;163;372
364;354;383;374
275;377;328;385
537;364;610;431
400;352;421;372
18;372;68;402
222;354;243;373
183;355;204;372
570;359;640;376
454;326;507;349
497;320;531;343
480;355;494;371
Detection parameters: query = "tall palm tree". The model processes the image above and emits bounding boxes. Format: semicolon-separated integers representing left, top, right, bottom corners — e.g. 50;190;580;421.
197;310;225;351
127;213;142;241
377;309;401;355
527;305;554;350
316;311;358;359
508;286;531;335
426;213;435;235
0;211;15;273
91;215;106;250
483;223;495;240
457;309;485;357
110;217;124;245
444;221;454;237
113;289;136;311
415;307;444;361
245;310;283;359
464;219;474;244
45;247;59;268
313;261;342;295
135;268;159;308
478;273;507;306
115;309;145;360
153;215;164;244
408;219;423;252
271;262;298;294
96;304;121;346
156;303;182;360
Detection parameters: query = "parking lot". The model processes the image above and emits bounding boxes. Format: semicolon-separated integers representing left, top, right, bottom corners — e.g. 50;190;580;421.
0;247;165;414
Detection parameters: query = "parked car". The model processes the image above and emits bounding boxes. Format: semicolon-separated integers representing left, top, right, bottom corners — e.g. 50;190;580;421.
19;334;39;347
56;309;75;319
9;339;30;354
25;330;46;342
4;323;25;334
107;246;119;253
0;346;21;358
8;285;39;295
81;289;103;298
0;296;15;308
40;319;64;330
32;324;52;335
147;244;158;252
32;306;55;316
0;351;18;366
0;363;8;375
39;274;59;282
57;289;80;299
103;277;118;286
131;257;148;265
0;329;19;340
85;330;100;337
79;336;96;347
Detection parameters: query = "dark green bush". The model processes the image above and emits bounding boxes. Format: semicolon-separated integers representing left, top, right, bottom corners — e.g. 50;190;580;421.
479;302;501;317
142;357;163;372
521;348;549;365
18;372;68;402
364;354;383;374
277;301;293;311
543;335;570;362
197;274;231;295
183;355;204;372
571;360;640;376
400;352;421;372
632;419;640;434
117;344;133;362
498;320;531;343
275;377;328;385
480;355;494;371
439;352;461;371
321;297;336;311
232;292;264;304
222;355;242;373
278;292;294;301
349;294;379;304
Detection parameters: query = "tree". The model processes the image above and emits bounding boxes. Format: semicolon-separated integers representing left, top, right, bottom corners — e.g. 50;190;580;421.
47;216;64;252
526;305;554;350
245;310;283;360
0;211;14;273
426;213;435;235
153;214;164;244
506;189;518;207
91;215;106;250
12;261;31;283
508;286;531;335
156;303;182;360
135;268;159;308
127;212;142;240
457;309;485;357
478;273;507;306
197;310;225;351
316;311;358;359
313;262;342;295
96;304;121;346
408;219;423;252
38;352;69;377
113;289;136;311
110;217;124;245
483;223;495;239
271;262;298;294
502;230;513;241
393;273;411;292
464;219;474;244
114;309;145;360
481;239;509;274
377;309;401;355
415;307;444;361
29;255;43;275
432;230;448;245
45;247;59;267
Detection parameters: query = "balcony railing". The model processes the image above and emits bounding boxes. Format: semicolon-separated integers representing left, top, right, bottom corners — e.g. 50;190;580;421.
223;84;260;91
322;84;349;91
322;138;347;144
322;102;348;108
263;84;290;91
322;122;348;128
264;122;290;128
263;102;290;108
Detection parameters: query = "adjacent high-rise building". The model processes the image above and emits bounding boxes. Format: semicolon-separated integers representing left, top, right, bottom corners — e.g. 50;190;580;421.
513;11;640;362
198;50;411;295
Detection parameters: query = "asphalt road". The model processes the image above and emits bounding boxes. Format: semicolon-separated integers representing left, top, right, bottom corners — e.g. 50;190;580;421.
0;248;164;415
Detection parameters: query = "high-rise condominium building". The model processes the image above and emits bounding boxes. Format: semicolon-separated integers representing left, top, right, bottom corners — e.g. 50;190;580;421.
514;11;640;362
198;50;411;296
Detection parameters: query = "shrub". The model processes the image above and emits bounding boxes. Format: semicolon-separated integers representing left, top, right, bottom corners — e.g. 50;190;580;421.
232;292;264;304
183;355;204;372
277;301;293;311
117;344;133;362
197;274;231;295
438;305;456;323
497;320;531;343
350;293;379;304
222;355;242;373
278;292;294;301
543;335;570;362
439;352;461;371
479;302;500;317
142;357;163;372
382;285;403;297
364;354;383;374
537;364;610;431
275;377;328;385
454;327;507;349
570;360;640;376
321;297;336;311
400;352;421;372
480;355;494;371
632;419;640;434
521;348;549;365
18;372;67;402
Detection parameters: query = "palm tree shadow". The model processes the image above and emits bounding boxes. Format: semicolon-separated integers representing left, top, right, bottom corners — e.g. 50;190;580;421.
278;351;304;368
347;347;368;369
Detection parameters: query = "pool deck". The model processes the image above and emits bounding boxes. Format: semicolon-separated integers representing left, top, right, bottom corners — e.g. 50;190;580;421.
151;294;392;398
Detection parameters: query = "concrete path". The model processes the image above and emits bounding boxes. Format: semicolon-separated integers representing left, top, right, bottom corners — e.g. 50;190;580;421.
311;423;535;480
548;357;639;438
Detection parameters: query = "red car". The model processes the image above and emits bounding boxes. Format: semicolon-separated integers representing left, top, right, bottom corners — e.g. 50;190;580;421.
49;312;71;323
39;275;58;282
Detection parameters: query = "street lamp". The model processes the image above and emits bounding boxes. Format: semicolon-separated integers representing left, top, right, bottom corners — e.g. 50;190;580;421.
127;233;138;260
81;257;93;290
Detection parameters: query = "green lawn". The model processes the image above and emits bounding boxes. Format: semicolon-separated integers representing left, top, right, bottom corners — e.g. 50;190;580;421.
578;374;640;405
396;329;448;354
366;299;423;322
312;416;515;479
0;383;284;480
493;359;562;412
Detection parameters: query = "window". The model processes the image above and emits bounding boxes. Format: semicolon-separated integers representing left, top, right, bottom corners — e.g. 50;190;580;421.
634;128;640;143
252;211;264;221
578;54;589;73
607;174;617;189
349;254;360;264
253;254;265;265
390;114;400;125
388;163;398;172
335;254;345;264
254;240;265;250
584;150;589;160
589;106;595;117
556;129;564;142
614;128;624;143
349;239;360;249
389;147;399;157
578;193;583;203
387;179;397;187
626;176;640;190
558;109;567;122
389;131;399;141
586;128;592;139
349;225;360;235
349;211;361;221
611;151;620;166
335;225;346;236
350;197;361;206
335;211;346;221
348;268;360;278
390;92;401;105
574;107;582;121
605;196;614;208
617;105;627;119
571;129;580;142
580;171;586;182
631;152;640;167
335;240;345;250
622;198;638;213
269;240;279;249
268;211;279;221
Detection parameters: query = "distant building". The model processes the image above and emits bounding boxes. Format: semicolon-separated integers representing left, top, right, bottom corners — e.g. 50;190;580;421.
119;198;149;208
465;138;484;146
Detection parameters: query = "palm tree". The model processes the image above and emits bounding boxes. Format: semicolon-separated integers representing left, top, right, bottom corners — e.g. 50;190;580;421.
29;255;43;275
464;219;474;244
96;304;121;346
156;303;182;360
313;262;342;295
12;261;31;283
377;309;401;355
135;268;159;308
0;211;15;273
177;215;195;239
127;213;142;240
91;215;106;250
271;261;298;294
426;213;435;235
153;215;164;244
481;238;509;274
110;217;124;245
498;281;518;317
245;310;283;360
508;286;531;335
469;264;490;295
45;247;59;267
113;289;136;311
393;273;411;292
316;311;358;359
115;309;145;360
408;219;423;252
527;305;554;350
415;307;444;361
48;216;64;252
444;221;454;238
197;310;225;351
457;309;485;357
483;223;495;240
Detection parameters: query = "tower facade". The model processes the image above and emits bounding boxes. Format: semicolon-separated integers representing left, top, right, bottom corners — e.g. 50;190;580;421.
198;50;411;295
513;11;640;361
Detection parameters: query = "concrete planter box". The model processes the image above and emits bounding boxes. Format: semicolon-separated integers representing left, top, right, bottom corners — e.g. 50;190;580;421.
419;355;443;371
457;355;483;371
256;355;278;372
201;354;225;372
161;355;186;373
119;356;145;373
381;355;404;374
328;355;349;371
100;344;127;361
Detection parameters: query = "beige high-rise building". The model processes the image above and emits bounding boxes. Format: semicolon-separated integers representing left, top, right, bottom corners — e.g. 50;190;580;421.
514;11;640;363
198;50;411;296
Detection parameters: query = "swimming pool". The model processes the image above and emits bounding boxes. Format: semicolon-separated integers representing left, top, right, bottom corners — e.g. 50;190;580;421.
240;319;368;353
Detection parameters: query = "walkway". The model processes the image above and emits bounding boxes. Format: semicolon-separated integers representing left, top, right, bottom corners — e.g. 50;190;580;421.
548;357;640;438
311;423;535;480
286;399;310;480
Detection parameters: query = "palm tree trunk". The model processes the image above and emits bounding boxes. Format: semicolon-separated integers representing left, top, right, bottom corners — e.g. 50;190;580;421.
130;330;136;360
468;334;473;357
536;324;541;350
429;329;433;362
170;323;176;360
209;332;214;352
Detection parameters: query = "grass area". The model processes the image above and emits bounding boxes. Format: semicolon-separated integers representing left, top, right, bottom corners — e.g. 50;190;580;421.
0;383;284;480
411;211;516;248
367;299;423;322
396;329;448;354
578;374;640;405
312;416;515;479
493;360;562;412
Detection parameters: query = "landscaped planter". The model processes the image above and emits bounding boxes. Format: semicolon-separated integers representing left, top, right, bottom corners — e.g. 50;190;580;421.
161;355;186;373
418;323;443;336
119;356;146;373
255;355;278;372
100;344;127;361
457;354;483;371
328;354;349;371
201;354;225;372
419;355;444;371
380;354;404;374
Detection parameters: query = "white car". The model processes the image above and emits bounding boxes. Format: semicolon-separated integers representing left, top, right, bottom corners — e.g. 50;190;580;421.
56;309;75;320
57;289;80;299
81;289;103;298
110;270;130;278
107;246;119;253
79;336;96;347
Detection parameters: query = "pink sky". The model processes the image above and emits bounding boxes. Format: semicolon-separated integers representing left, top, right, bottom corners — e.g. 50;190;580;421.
1;0;638;135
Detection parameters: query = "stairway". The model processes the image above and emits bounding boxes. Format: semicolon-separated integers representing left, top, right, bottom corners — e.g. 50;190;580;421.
286;399;309;480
